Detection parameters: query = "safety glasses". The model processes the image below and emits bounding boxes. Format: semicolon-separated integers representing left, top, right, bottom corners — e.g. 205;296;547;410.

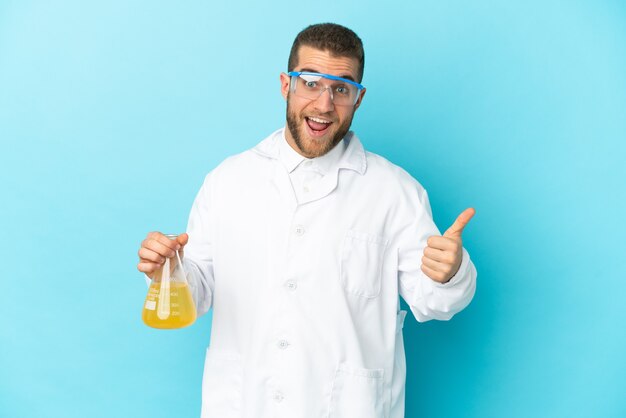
288;71;364;106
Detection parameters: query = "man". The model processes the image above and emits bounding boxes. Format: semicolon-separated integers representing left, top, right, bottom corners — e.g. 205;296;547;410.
138;23;476;418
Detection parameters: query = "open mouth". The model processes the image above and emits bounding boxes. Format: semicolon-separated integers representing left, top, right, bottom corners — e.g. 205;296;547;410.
305;116;332;136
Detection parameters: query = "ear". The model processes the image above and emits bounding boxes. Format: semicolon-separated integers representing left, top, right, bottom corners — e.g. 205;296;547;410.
280;72;291;100
354;88;366;111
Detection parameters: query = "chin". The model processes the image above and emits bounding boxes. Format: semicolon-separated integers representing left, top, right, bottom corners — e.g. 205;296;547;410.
300;130;336;157
286;109;348;158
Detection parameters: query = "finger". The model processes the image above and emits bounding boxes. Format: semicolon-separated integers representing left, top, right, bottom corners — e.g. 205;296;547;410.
421;255;453;274
142;238;178;258
443;207;476;238
147;232;181;251
138;248;166;264
155;233;182;251
426;235;459;251
423;246;456;264
420;264;448;283
137;261;161;274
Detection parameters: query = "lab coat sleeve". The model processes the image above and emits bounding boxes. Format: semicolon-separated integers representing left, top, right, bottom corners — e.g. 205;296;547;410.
182;172;216;317
397;186;477;322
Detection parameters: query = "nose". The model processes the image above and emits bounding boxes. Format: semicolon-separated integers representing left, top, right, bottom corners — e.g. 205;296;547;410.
312;87;335;113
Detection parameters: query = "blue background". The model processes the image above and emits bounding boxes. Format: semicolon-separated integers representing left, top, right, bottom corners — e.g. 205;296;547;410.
1;1;625;417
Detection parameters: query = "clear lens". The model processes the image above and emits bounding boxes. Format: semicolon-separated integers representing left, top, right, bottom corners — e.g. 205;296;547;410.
291;74;360;106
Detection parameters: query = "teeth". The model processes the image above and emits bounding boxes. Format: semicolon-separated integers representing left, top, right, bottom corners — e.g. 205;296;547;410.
308;117;331;124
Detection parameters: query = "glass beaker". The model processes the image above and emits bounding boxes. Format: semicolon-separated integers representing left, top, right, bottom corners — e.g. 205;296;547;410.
142;234;197;329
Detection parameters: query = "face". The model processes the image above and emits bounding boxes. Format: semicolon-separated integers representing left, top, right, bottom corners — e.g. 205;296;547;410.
280;45;366;158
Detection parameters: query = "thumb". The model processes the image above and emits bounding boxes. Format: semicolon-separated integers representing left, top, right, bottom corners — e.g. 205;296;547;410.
176;233;189;248
443;208;476;238
176;233;189;261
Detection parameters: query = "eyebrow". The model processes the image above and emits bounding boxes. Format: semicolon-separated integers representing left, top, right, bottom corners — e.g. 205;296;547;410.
298;68;356;82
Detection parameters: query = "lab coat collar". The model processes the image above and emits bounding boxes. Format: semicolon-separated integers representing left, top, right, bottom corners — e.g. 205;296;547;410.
252;127;367;175
277;129;346;176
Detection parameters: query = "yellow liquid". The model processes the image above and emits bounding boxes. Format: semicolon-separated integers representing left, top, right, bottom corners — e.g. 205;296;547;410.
142;281;197;329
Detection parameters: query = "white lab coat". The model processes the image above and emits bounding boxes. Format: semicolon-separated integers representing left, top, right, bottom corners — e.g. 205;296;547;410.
182;128;477;418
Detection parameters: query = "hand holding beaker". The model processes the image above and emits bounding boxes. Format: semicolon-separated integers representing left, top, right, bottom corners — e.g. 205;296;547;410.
138;233;197;329
138;232;188;280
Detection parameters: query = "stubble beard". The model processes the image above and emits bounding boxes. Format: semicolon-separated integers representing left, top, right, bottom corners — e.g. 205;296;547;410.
286;100;353;158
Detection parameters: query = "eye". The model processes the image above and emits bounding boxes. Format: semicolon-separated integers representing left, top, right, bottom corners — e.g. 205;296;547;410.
335;85;351;95
299;74;323;89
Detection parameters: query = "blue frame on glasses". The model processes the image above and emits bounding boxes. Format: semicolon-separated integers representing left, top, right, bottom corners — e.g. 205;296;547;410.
287;71;364;90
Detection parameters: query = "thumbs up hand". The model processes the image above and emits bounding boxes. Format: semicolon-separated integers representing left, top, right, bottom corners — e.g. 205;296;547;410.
421;208;476;284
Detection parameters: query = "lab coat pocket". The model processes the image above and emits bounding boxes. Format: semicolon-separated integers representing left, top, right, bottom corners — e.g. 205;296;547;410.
201;347;243;418
340;230;389;298
328;363;384;418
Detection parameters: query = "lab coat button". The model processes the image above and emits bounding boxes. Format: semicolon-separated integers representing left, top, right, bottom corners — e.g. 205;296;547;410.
277;339;290;349
272;391;284;402
285;280;297;291
303;185;310;193
294;225;305;236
